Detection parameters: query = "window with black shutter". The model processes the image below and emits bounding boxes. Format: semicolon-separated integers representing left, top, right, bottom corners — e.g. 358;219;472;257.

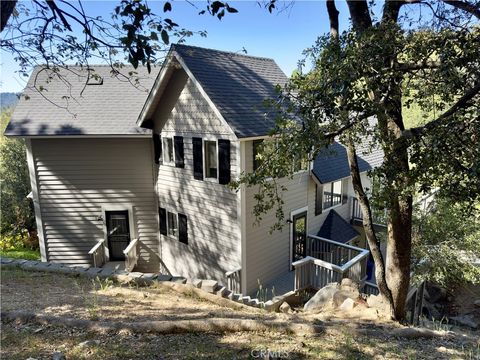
153;133;162;164
174;136;184;168
178;213;188;245
159;207;167;235
204;140;217;179
192;137;203;180
315;184;323;216
218;139;231;185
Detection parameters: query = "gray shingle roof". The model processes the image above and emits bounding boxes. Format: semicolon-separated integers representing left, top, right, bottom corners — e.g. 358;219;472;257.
317;209;360;243
5;65;159;136
172;44;288;138
312;141;384;183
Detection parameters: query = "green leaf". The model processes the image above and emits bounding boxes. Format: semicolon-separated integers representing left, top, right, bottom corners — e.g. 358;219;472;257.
226;5;238;13
211;1;224;14
161;30;169;45
163;2;171;12
150;31;158;41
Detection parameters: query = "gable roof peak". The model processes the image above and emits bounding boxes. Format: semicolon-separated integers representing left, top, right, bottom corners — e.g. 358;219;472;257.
171;43;276;63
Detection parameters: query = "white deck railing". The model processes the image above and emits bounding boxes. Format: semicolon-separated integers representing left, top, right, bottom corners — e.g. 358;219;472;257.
225;267;242;294
292;235;369;291
123;238;139;272
88;239;106;268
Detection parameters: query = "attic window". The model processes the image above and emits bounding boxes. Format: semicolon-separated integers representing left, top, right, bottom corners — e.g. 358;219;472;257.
86;73;103;85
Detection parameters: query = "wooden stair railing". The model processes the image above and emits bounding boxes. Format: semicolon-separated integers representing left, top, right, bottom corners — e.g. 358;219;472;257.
88;239;106;268
123;238;139;272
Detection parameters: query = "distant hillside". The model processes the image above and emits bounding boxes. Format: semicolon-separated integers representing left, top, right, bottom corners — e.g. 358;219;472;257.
1;93;19;110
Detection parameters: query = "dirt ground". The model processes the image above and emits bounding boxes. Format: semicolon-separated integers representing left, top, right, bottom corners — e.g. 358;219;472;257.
1;268;479;360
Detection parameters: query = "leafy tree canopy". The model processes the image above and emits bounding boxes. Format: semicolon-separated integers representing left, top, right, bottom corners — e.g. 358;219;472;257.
236;0;479;320
0;0;248;77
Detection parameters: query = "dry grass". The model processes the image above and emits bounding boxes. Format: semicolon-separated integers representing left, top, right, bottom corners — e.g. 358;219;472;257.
1;268;479;360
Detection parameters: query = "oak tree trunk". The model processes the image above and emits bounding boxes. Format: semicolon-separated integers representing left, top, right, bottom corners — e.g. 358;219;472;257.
1;0;17;33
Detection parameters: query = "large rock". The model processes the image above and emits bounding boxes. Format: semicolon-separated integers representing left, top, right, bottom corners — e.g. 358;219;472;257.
279;301;292;314
367;294;391;314
52;352;66;360
303;283;339;312
332;289;359;308
339;298;356;311
424;282;447;303
340;278;360;292
450;315;479;329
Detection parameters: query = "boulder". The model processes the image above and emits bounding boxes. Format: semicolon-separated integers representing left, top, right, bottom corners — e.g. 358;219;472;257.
424;282;447;303
367;294;391;314
340;278;360;292
52;352;66;360
474;300;480;308
450;315;479;329
303;283;339;312
339;298;356;311
332;289;359;308
279;301;292;314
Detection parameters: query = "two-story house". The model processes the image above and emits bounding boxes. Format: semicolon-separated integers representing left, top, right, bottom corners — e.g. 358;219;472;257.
5;45;381;296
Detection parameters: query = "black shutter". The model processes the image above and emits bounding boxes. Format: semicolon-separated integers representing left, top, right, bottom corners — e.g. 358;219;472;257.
192;137;203;180
159;207;167;235
315;184;323;216
174;136;184;168
218;139;231;185
178;213;188;245
153;133;162;165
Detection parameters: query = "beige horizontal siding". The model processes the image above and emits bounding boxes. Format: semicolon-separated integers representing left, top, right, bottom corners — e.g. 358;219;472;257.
243;140;355;295
32;138;159;271
151;71;241;283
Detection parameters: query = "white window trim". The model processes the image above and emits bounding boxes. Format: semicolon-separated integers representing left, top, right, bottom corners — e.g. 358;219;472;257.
162;136;175;166
203;138;219;182
322;180;343;211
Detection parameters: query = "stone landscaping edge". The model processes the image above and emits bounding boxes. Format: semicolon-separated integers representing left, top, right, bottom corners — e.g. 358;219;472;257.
0;257;291;312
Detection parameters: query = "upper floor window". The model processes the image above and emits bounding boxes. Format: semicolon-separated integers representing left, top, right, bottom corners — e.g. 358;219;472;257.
293;155;309;173
163;137;174;165
167;211;177;236
323;180;342;210
253;140;264;172
204;140;218;179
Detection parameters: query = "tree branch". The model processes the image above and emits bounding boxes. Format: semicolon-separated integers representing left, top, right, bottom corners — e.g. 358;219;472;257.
46;0;73;31
403;80;480;138
443;0;480;19
397;60;442;72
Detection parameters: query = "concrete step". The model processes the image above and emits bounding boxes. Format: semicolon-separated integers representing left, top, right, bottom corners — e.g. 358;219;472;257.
201;279;218;294
241;296;251;305
221;289;233;299
171;276;187;284
215;286;229;297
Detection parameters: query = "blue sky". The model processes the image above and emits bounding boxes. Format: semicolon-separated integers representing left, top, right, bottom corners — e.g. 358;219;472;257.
0;1;364;93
